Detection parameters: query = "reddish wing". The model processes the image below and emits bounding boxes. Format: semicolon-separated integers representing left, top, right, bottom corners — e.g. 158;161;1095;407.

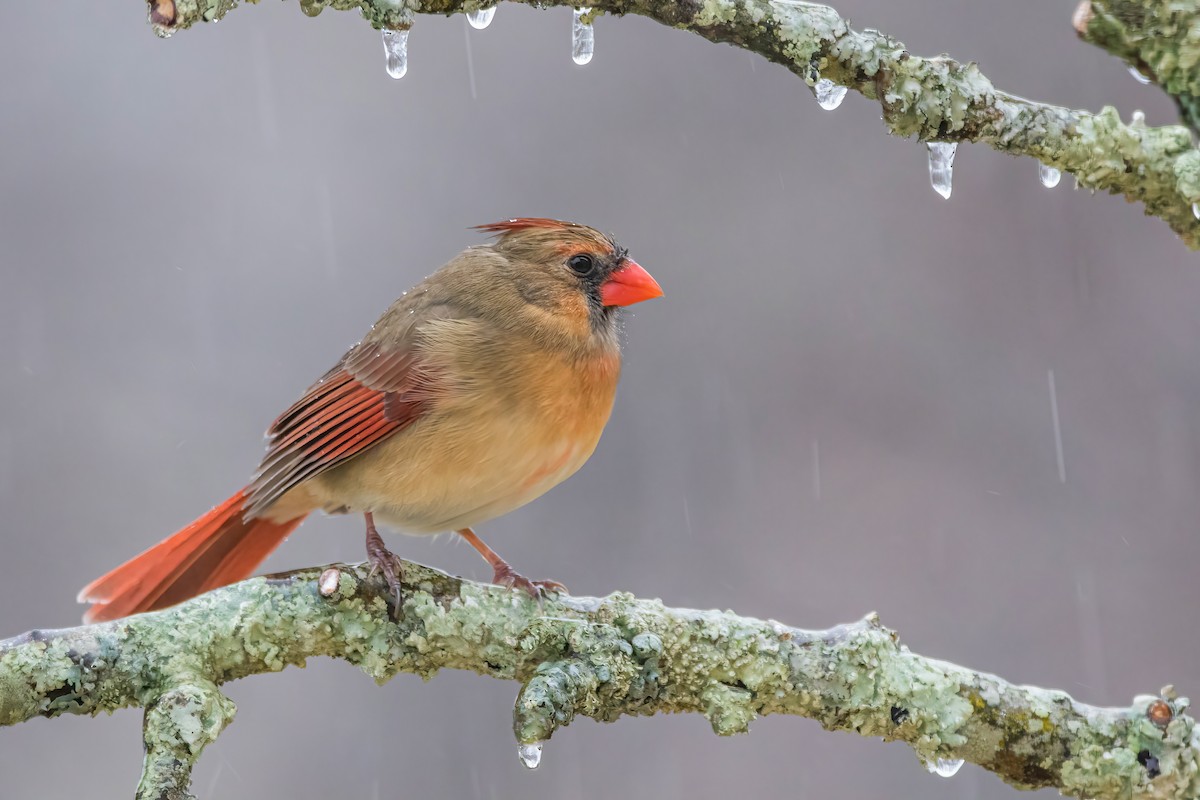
244;341;433;517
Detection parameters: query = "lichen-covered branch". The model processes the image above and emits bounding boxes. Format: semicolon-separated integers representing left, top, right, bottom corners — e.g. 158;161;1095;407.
1;562;1195;800
150;0;1200;250
1074;0;1200;134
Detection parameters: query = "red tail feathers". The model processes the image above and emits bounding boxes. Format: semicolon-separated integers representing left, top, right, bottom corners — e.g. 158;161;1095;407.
78;490;306;623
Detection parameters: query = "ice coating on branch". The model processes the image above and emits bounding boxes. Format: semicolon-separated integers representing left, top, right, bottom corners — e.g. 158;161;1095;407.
1128;66;1152;85
467;7;495;29
518;741;543;769
1039;162;1061;189
926;758;965;777
926;142;957;199
572;8;594;65
381;28;409;79
813;78;847;110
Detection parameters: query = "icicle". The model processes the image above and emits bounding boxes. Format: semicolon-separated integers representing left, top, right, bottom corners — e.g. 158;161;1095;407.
572;8;594;65
381;28;409;79
926;142;957;199
1038;162;1061;189
812;78;847;111
925;758;965;778
1128;65;1152;85
467;7;496;29
517;742;543;769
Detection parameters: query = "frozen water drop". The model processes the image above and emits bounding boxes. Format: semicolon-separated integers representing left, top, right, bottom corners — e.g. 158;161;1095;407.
926;758;965;778
926;142;957;200
1128;65;1152;85
812;78;847;111
381;28;409;79
1193;202;1199;220
572;8;594;65
467;7;496;29
1038;162;1061;189
1131;110;1146;126
518;741;543;769
299;0;324;17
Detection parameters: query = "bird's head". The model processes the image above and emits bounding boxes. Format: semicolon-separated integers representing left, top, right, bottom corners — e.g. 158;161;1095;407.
473;218;663;337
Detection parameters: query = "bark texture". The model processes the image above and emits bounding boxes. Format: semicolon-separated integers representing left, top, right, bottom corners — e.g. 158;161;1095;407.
1;561;1196;799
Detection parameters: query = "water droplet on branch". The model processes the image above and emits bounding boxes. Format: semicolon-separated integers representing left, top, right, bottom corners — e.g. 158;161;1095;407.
572;8;594;65
926;142;957;199
926;758;965;777
518;741;544;769
1038;162;1061;189
381;28;409;79
1128;65;1152;85
467;7;495;29
812;78;847;110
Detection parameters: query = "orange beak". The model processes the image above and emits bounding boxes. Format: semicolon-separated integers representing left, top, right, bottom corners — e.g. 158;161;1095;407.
600;258;664;307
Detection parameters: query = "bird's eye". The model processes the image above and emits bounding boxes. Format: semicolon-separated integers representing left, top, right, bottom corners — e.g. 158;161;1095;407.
567;254;595;276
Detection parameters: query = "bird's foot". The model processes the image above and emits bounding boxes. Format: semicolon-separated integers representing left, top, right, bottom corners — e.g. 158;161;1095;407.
364;518;403;618
453;527;567;600
491;563;568;600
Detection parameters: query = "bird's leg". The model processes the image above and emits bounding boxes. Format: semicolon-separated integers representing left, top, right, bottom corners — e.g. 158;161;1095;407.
455;527;567;599
363;512;403;617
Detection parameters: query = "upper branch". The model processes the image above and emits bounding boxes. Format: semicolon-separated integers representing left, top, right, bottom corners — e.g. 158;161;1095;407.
1074;0;1200;135
153;0;1200;249
1;561;1196;800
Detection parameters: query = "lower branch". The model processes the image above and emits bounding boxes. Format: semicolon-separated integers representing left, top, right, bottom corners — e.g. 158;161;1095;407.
0;562;1195;799
151;0;1200;249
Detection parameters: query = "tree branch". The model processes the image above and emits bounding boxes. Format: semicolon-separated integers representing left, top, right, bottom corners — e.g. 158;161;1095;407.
1;561;1195;799
1074;0;1200;135
148;0;1200;249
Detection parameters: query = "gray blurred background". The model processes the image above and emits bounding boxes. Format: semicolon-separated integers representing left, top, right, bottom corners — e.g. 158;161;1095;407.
1;1;1197;798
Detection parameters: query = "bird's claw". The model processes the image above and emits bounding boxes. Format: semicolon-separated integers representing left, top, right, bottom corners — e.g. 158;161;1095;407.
365;538;404;618
492;564;568;600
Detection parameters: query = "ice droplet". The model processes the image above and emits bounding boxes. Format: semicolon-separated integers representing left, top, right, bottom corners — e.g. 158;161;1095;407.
926;758;965;777
926;142;957;199
1038;162;1061;189
381;28;409;79
812;78;847;111
299;0;324;17
572;8;594;65
518;742;543;769
467;7;496;29
1131;110;1146;127
1128;65;1152;85
1193;202;1199;220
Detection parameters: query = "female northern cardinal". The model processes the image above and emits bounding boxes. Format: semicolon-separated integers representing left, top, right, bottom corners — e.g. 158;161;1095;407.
78;218;662;622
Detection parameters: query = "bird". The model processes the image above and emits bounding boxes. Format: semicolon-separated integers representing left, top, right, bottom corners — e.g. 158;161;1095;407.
78;218;662;623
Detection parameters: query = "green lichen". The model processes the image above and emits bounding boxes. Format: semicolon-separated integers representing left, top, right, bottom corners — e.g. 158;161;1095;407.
1081;0;1200;133
1175;150;1200;204
3;562;1196;799
138;680;235;800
